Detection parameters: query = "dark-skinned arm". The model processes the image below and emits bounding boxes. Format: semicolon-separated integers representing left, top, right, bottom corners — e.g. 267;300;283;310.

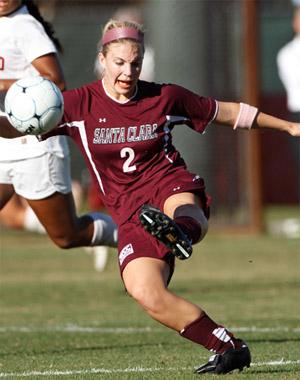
0;116;23;138
0;53;66;92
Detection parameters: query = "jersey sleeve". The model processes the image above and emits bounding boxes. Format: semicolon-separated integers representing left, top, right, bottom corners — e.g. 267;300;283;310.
14;16;56;63
62;88;84;124
163;84;217;133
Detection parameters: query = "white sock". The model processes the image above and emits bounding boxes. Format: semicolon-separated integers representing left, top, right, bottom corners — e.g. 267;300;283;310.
23;207;45;234
88;212;118;247
93;246;108;272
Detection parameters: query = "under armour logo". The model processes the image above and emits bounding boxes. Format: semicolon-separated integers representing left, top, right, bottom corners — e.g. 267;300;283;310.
99;118;107;123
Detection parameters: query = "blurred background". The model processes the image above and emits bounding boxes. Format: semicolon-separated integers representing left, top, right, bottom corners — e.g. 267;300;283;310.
37;0;299;234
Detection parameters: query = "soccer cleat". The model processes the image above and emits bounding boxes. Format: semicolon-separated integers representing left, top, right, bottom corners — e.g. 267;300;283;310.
139;204;193;260
194;341;251;375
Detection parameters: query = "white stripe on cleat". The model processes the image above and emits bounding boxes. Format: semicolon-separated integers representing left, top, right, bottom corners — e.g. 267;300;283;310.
176;243;190;258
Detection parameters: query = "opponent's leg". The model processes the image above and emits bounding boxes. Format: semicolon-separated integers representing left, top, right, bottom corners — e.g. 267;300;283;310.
23;205;46;233
0;183;15;210
0;185;27;229
27;191;117;249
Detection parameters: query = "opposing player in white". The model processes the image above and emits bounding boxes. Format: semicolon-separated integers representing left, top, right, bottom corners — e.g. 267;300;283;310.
0;0;117;271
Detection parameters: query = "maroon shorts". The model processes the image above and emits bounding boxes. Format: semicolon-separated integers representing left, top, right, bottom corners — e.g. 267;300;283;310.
117;174;210;284
118;211;175;283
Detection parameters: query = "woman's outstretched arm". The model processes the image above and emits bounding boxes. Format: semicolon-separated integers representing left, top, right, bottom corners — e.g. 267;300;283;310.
216;101;300;136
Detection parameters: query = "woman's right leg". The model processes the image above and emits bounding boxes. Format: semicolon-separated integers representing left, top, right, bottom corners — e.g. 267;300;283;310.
139;192;209;260
0;189;44;232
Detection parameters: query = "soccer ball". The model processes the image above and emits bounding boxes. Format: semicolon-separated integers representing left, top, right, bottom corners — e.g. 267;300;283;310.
4;76;64;135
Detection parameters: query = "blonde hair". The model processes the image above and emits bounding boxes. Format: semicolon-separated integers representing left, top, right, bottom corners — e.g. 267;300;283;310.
100;19;145;56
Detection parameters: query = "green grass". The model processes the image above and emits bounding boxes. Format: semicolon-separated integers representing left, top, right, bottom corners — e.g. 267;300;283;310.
0;212;300;379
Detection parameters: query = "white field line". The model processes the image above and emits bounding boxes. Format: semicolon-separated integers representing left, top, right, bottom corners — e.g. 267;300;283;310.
0;360;300;378
0;326;155;333
0;325;299;333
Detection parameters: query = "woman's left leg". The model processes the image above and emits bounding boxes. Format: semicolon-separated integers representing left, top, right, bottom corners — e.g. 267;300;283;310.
122;257;251;374
123;257;244;349
123;257;202;330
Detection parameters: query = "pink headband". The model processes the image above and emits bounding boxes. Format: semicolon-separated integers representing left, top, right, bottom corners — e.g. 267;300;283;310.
102;27;144;46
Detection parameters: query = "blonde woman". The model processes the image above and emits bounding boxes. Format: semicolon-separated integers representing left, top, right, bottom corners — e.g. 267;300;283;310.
1;19;300;374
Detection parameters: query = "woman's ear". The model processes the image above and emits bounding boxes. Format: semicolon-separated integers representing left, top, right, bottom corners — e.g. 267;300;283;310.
99;52;105;68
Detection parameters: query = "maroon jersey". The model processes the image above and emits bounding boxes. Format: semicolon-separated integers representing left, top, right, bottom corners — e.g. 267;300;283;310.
46;80;217;224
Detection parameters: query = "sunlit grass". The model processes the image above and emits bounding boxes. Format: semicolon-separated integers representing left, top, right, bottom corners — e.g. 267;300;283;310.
0;206;299;379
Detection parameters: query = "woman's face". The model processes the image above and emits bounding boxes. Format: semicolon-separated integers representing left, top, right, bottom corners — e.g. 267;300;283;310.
99;41;143;102
293;8;300;36
0;0;22;16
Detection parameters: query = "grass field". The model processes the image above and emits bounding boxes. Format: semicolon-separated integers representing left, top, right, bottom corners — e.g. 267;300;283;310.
0;207;300;379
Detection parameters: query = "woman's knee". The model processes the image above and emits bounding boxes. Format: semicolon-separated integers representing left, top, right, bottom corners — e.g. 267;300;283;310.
127;283;167;315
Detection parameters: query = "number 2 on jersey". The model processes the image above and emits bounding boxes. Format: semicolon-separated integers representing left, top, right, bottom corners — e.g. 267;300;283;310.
121;147;137;173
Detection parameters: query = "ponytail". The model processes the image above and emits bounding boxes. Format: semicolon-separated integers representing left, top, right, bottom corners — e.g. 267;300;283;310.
22;0;63;53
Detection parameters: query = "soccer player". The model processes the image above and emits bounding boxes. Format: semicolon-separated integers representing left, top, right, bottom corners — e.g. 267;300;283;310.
1;18;300;374
88;5;156;270
0;0;117;268
277;6;300;117
277;6;300;207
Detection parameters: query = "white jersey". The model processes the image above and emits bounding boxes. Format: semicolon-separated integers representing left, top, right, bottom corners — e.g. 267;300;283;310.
277;35;300;112
0;5;69;161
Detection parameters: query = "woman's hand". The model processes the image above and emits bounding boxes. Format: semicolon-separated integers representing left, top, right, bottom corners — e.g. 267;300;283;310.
288;123;300;137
